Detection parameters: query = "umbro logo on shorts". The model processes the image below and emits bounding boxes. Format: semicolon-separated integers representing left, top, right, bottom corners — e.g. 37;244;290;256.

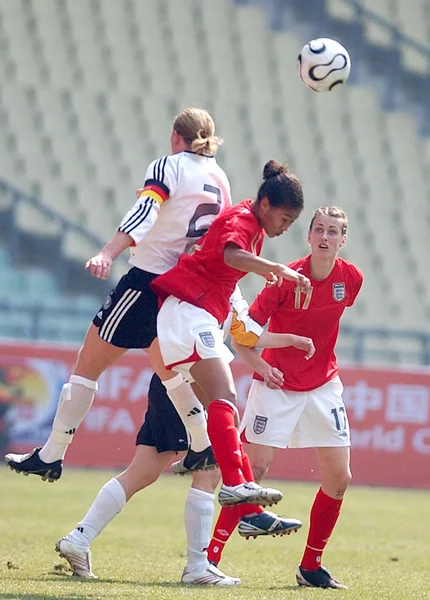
253;415;268;434
199;331;215;348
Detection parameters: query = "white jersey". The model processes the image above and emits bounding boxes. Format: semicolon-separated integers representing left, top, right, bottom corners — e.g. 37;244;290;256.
118;151;231;274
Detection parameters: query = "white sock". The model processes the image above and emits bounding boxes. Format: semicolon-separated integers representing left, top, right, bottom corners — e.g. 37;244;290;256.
39;375;98;463
184;486;215;573
68;478;126;552
163;374;210;452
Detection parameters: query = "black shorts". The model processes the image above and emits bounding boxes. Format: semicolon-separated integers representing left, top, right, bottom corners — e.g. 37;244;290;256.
136;373;189;453
93;267;159;349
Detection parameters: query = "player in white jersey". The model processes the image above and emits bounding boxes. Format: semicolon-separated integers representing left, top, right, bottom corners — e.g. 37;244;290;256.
53;285;312;583
5;108;239;586
6;107;230;478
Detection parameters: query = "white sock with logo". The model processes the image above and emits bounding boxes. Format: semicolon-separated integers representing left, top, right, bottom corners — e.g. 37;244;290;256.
184;486;215;573
67;478;126;552
163;374;210;452
162;373;211;452
39;375;98;463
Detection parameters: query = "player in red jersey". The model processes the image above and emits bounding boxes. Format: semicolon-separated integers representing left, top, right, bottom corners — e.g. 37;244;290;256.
152;159;312;511
207;206;363;590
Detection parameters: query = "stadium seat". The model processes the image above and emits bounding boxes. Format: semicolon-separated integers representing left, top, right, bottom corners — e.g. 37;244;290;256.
0;0;429;365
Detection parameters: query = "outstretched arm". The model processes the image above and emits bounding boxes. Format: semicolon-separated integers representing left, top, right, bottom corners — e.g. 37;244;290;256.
85;231;134;280
223;245;311;292
256;331;315;360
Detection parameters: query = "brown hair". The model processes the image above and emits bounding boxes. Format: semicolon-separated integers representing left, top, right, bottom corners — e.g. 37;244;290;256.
173;108;223;156
257;159;304;212
309;206;348;235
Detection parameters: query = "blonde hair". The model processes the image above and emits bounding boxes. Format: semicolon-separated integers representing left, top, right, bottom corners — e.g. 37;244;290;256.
173;108;223;156
309;206;348;235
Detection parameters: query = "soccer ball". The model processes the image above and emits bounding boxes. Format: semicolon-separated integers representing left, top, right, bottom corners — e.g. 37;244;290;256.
297;38;351;92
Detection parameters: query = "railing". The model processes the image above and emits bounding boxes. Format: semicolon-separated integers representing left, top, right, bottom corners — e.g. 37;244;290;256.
0;179;106;256
1;181;430;365
0;179;128;289
340;325;430;367
1;296;430;366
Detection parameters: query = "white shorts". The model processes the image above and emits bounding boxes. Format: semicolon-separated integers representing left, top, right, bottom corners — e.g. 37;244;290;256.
157;296;234;382
239;376;350;448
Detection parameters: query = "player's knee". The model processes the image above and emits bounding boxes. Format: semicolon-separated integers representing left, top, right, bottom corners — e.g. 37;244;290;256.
130;467;161;493
330;467;352;497
341;468;352;491
223;387;237;405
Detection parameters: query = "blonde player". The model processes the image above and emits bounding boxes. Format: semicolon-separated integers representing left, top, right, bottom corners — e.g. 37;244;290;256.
6;108;240;586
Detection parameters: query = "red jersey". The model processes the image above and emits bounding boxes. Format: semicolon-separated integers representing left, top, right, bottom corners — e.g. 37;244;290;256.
152;200;264;323
250;255;363;392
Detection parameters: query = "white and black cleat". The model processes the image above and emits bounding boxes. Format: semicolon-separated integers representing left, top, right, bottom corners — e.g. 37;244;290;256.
171;446;217;475
5;448;62;482
296;565;347;589
238;511;302;539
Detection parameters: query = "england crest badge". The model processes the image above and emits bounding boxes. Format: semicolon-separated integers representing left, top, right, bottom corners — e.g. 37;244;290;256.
253;415;268;435
332;282;346;302
199;331;215;348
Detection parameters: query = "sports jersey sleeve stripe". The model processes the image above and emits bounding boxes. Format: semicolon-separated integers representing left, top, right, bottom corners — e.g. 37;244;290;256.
153;156;168;182
119;198;148;231
160;156;167;181
153;158;160;180
119;198;154;234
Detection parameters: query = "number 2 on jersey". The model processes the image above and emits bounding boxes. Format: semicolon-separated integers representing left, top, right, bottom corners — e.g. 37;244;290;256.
186;184;222;238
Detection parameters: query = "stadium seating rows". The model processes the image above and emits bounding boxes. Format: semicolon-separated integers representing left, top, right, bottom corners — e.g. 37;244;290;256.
327;0;430;73
0;0;429;359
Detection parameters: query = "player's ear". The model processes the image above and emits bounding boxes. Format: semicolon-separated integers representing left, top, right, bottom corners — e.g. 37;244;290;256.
259;197;271;216
339;235;347;249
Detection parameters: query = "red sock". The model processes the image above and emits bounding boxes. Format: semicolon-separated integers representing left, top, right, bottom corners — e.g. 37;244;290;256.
207;400;246;487
300;487;343;571
207;506;240;565
207;447;263;566
238;447;263;517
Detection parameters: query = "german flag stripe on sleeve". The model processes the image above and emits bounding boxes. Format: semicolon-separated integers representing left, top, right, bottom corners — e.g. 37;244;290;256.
140;179;170;205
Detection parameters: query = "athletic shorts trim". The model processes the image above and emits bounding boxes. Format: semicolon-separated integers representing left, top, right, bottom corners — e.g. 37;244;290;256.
93;267;158;349
99;289;142;343
157;296;234;382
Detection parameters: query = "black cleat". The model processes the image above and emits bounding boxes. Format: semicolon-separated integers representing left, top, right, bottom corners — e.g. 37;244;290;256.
5;447;63;482
238;511;302;539
296;565;348;589
171;446;217;475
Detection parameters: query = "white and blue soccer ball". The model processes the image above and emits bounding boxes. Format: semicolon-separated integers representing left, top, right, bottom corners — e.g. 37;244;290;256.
297;38;351;92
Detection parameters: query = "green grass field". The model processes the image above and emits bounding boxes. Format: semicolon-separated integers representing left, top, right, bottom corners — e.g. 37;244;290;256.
1;466;429;600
